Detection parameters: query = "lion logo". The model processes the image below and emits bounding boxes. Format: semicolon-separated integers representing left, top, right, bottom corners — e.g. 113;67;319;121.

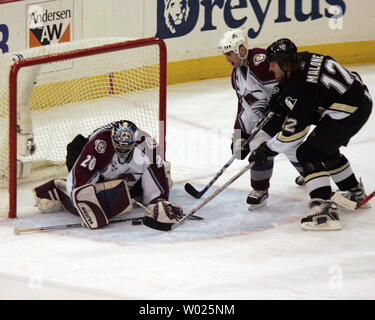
164;0;190;34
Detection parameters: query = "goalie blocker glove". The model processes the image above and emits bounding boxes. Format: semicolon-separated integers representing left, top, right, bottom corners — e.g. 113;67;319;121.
248;142;278;167
143;199;184;231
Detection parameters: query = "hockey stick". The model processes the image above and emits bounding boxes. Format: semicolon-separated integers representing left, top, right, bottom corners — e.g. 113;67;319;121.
13;216;143;235
358;190;375;208
331;189;375;210
14;200;205;235
184;111;275;199
14;199;148;235
135;200;204;221
172;163;251;231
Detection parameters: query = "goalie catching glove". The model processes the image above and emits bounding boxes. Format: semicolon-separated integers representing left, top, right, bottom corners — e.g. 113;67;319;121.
143;199;184;231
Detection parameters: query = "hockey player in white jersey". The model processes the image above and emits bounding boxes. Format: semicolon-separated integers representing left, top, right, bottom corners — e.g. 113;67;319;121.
218;29;303;209
33;120;183;231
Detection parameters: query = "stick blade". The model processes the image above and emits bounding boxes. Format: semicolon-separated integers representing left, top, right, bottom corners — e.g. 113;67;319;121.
184;183;203;199
357;190;375;209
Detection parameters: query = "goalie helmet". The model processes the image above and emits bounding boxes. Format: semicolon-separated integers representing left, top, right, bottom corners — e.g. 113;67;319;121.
266;38;298;72
111;120;138;157
218;29;248;55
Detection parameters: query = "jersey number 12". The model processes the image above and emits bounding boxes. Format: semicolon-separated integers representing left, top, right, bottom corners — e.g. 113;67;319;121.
321;59;354;94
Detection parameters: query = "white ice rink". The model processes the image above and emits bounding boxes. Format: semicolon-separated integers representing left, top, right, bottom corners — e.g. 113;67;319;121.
0;64;375;300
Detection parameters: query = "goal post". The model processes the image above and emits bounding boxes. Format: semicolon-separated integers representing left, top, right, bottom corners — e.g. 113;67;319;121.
2;37;167;219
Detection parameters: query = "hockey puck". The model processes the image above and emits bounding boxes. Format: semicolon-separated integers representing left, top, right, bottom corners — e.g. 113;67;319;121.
132;220;142;225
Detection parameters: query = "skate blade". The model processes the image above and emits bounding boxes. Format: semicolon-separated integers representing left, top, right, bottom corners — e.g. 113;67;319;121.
301;221;341;231
247;202;267;210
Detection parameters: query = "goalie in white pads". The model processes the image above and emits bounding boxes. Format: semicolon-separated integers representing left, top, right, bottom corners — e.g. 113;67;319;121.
33;120;183;230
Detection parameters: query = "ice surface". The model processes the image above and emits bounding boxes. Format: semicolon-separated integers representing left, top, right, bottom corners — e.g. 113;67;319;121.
0;64;374;300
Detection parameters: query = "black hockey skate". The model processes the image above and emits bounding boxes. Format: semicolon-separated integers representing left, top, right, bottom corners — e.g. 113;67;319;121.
301;199;341;231
247;189;268;210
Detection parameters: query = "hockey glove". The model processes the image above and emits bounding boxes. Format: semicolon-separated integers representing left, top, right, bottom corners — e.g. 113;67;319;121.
143;199;184;231
248;142;278;168
231;131;250;160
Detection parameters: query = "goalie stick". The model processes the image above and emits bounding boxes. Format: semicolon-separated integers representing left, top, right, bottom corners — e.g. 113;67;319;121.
184;111;275;199
13;200;204;235
172;163;251;231
13;216;143;235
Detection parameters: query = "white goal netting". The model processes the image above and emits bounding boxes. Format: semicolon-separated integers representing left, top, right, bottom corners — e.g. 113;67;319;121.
0;37;165;189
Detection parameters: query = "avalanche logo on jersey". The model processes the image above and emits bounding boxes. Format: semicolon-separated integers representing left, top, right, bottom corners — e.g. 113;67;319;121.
253;53;266;66
271;86;280;95
95;140;107;154
146;137;158;149
285;96;297;110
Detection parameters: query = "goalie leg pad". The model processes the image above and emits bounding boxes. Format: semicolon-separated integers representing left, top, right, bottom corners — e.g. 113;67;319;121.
95;179;133;218
33;179;63;212
33;179;77;214
143;200;183;231
72;184;109;229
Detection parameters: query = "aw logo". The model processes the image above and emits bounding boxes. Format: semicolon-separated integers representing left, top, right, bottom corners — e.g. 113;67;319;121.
27;3;72;48
156;0;199;39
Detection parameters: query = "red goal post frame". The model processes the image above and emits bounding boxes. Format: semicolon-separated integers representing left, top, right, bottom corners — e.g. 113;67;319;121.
8;37;167;219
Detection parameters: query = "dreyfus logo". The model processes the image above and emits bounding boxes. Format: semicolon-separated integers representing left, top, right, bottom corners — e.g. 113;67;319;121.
156;0;346;40
27;2;72;48
0;24;9;53
156;0;199;39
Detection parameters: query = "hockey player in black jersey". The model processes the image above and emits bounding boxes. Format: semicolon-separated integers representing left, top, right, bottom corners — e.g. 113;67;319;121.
248;38;373;231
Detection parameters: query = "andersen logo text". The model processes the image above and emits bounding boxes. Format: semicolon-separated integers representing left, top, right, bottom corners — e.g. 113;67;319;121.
156;0;346;39
28;4;72;48
29;9;71;26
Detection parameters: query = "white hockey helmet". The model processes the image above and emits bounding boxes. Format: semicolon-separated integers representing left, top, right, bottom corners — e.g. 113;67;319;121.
218;29;248;55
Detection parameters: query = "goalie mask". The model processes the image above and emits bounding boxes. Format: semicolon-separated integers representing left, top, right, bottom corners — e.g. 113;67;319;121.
218;29;248;55
111;120;138;157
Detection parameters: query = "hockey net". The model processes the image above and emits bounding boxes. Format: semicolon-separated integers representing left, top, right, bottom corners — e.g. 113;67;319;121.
0;37;167;218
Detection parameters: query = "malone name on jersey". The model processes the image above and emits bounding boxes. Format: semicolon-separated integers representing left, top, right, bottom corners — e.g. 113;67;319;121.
306;54;324;84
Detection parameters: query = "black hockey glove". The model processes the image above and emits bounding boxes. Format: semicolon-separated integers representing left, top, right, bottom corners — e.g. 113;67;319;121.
263;89;285;116
248;142;278;168
231;131;250;160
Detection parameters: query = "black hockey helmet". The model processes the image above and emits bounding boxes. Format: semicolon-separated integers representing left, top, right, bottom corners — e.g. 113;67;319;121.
266;38;298;72
111;120;138;157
